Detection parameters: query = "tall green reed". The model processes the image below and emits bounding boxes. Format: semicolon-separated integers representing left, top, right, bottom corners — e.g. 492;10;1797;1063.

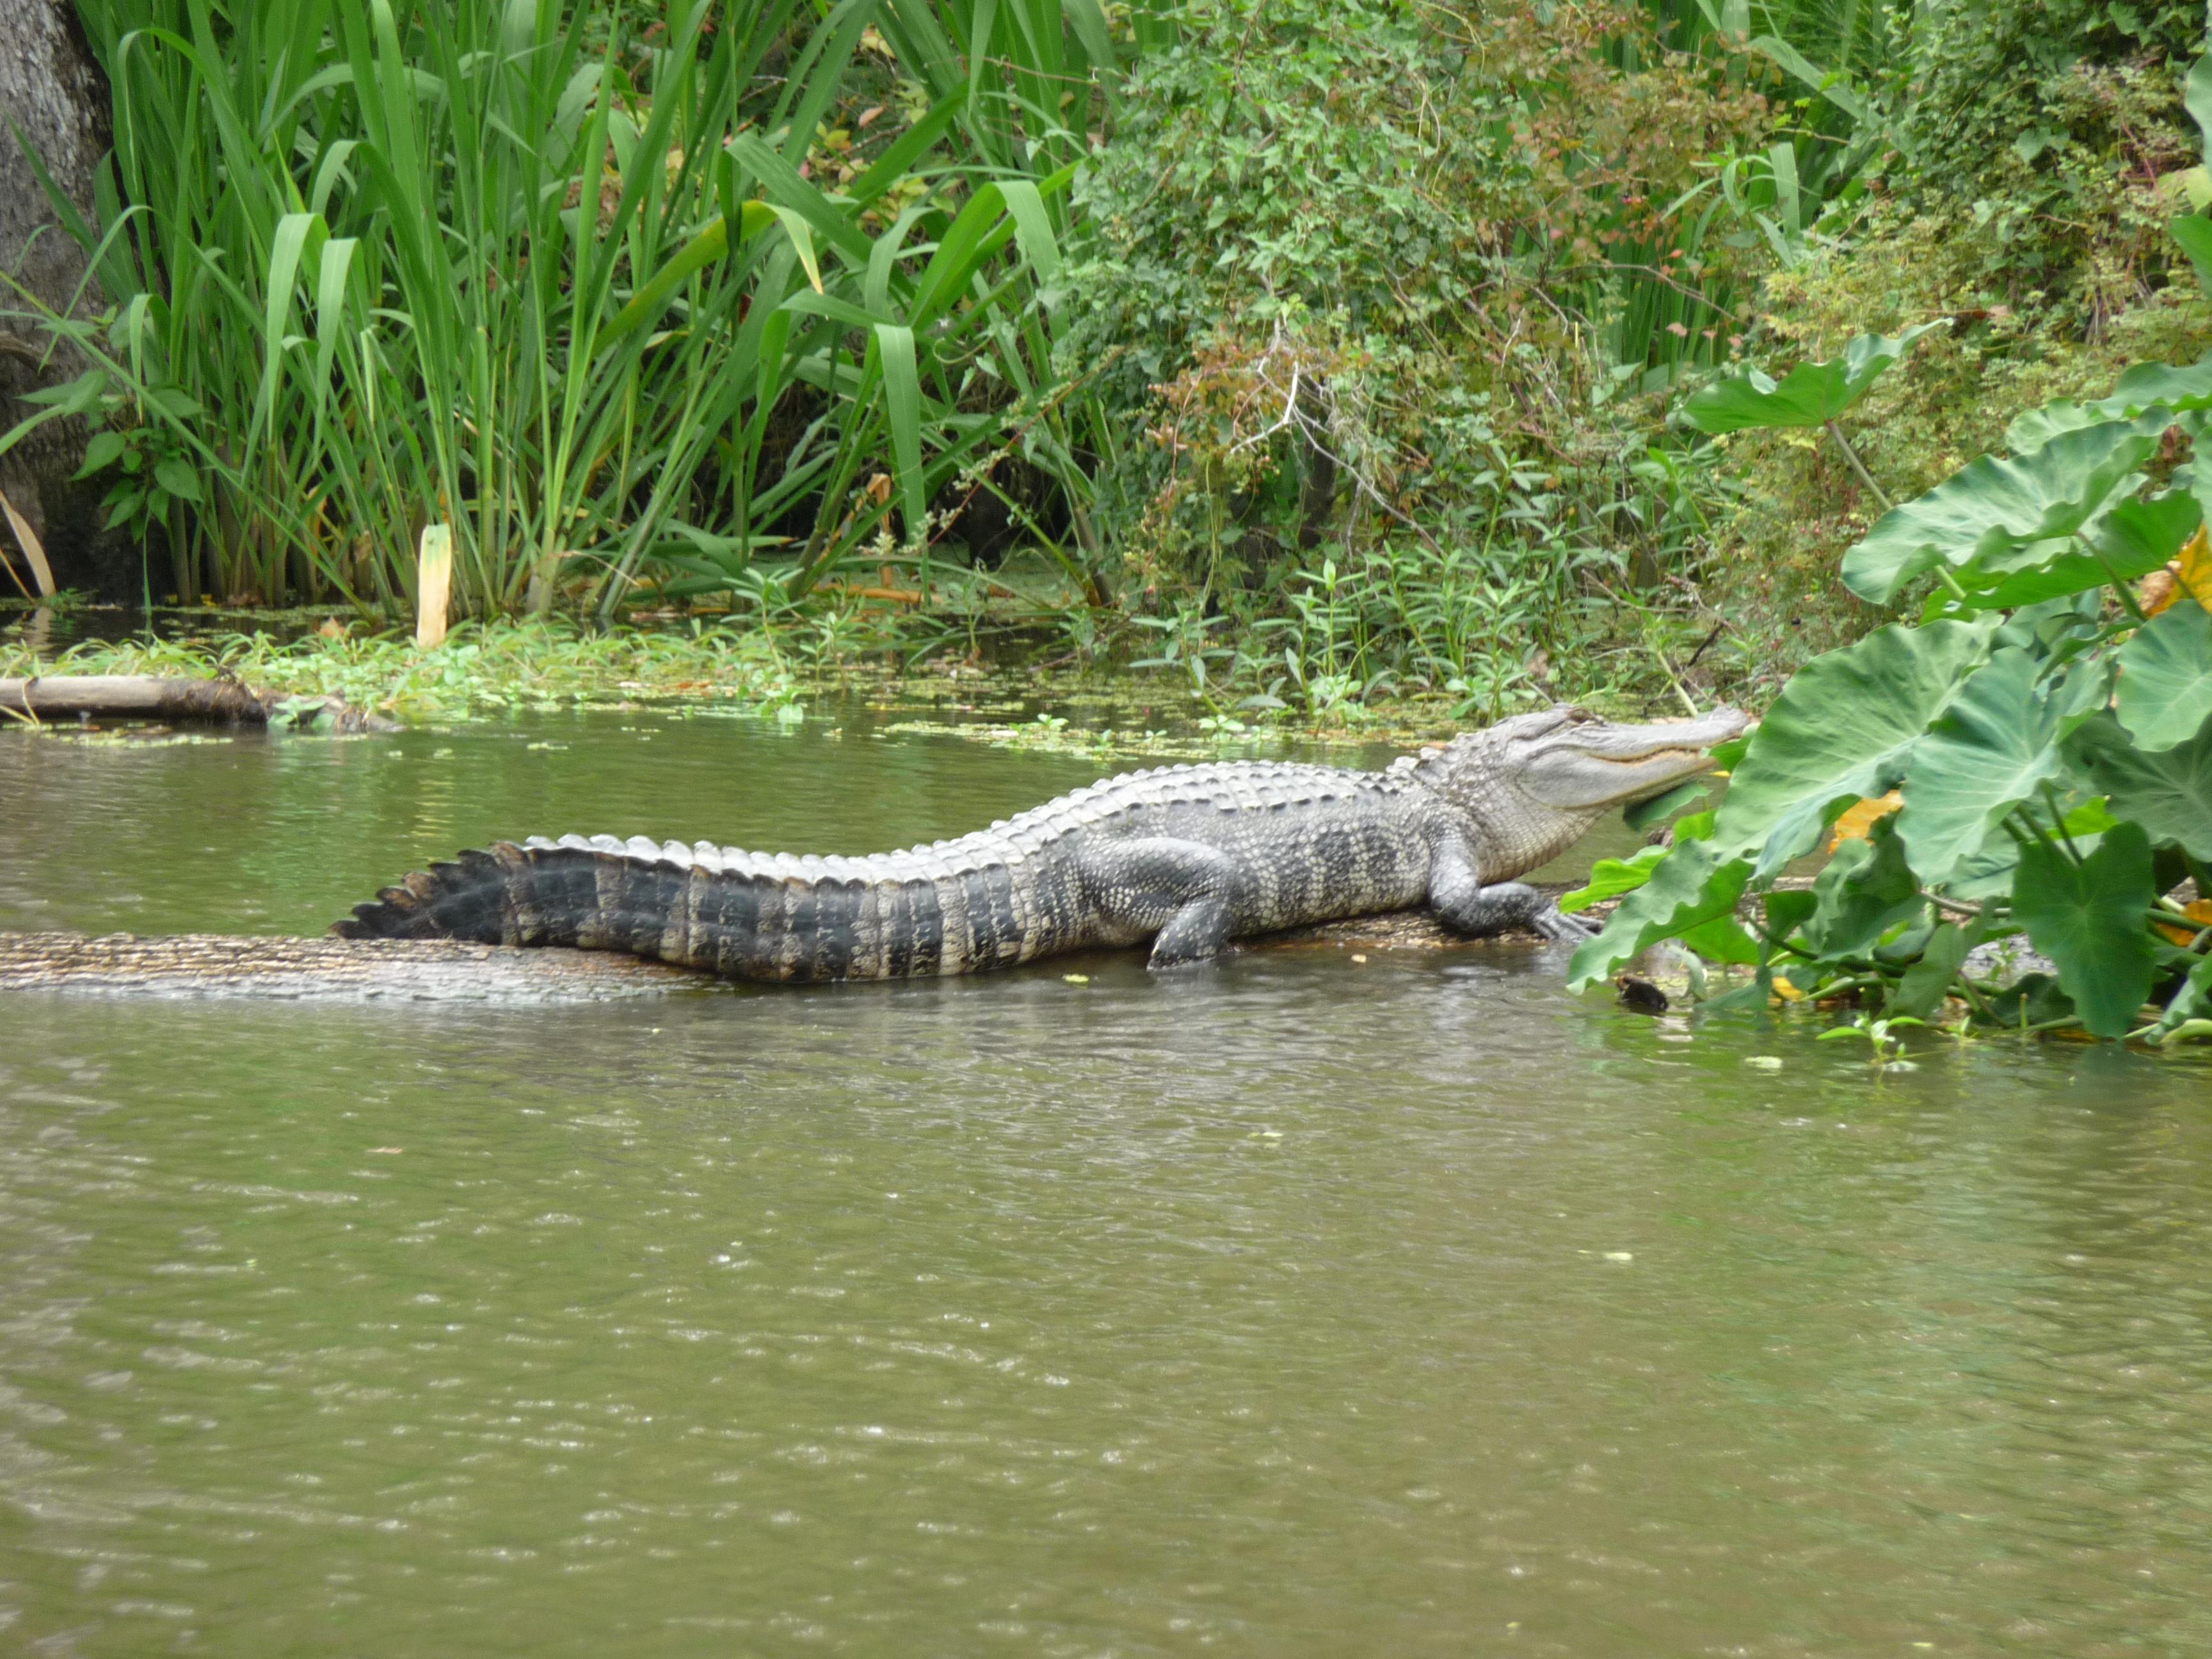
6;0;1132;617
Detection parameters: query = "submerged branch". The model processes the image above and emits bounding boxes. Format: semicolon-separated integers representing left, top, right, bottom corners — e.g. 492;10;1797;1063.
0;675;399;734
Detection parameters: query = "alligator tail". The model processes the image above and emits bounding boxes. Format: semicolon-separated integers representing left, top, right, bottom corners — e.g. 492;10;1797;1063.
333;835;998;982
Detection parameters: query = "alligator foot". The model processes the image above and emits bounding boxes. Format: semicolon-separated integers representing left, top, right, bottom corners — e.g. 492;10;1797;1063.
1080;837;1239;969
1432;878;1594;944
1149;896;1233;968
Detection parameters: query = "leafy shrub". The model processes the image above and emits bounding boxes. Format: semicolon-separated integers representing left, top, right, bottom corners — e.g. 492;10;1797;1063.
1570;65;2212;1044
1665;0;2212;701
1062;0;1777;621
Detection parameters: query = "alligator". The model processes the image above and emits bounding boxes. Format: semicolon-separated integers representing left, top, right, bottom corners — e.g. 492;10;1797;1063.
337;705;1747;982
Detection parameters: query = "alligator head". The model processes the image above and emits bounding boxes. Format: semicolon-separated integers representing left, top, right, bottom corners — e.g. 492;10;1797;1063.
1407;704;1751;879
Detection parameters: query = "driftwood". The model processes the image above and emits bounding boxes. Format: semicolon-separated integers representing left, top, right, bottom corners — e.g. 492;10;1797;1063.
0;932;704;1002
0;675;399;733
0;908;1555;1003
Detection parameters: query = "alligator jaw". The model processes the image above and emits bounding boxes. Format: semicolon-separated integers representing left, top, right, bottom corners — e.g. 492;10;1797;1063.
1514;706;1749;811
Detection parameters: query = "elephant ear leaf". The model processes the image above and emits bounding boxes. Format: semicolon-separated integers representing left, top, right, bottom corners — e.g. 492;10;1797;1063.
1895;648;2064;885
2116;600;2212;751
2011;822;2158;1039
1948;490;2203;615
2092;350;2212;419
1893;920;1975;1020
1567;840;1755;992
2174;55;2212;299
1842;417;2163;603
1800;819;1925;958
2064;711;2212;859
1684;322;1944;434
1711;618;1996;878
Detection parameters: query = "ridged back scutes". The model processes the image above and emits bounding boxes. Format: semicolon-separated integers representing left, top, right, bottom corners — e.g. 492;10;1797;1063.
517;759;1406;892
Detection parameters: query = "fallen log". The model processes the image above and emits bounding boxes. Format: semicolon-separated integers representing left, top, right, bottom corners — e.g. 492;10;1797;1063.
0;931;705;1002
0;674;398;733
0;910;1558;1003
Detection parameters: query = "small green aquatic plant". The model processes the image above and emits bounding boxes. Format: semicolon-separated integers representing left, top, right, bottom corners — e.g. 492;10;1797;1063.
1816;1013;1925;1068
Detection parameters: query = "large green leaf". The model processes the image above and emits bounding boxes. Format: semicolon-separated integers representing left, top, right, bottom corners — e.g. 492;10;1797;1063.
1893;920;1974;1020
2092;350;2212;418
2003;402;2106;453
2176;51;2212;299
1566;840;1753;991
2005;355;2212;452
2189;50;2212;164
1683;323;1944;434
2174;216;2212;317
1558;844;1667;914
1842;419;2163;603
1802;819;1925;958
1943;492;2200;614
1713;619;1996;878
1896;648;2063;884
2064;712;2212;858
2012;821;2158;1038
2116;600;2212;751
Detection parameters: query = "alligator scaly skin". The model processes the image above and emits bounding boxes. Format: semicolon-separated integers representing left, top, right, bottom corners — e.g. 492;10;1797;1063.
334;753;1585;981
336;699;1767;980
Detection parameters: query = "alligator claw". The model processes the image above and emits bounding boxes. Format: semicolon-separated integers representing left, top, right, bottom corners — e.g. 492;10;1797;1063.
1533;905;1599;945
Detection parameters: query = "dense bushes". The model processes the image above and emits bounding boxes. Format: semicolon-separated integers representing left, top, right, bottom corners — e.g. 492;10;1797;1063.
1059;0;1778;705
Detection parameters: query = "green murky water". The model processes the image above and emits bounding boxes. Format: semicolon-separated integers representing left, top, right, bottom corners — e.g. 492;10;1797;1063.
4;709;2211;1656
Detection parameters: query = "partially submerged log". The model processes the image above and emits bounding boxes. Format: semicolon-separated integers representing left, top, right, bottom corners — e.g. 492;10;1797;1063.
0;675;398;733
0;932;702;1002
0;910;1554;1002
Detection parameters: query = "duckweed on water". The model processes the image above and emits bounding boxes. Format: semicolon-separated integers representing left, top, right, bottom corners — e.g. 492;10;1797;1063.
0;605;1527;750
0;617;808;721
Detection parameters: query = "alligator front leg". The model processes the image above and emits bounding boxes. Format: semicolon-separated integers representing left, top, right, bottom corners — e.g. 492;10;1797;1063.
1426;839;1594;945
1077;837;1242;968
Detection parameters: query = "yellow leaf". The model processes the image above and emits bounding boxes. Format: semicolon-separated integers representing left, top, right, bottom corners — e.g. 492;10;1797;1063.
2156;898;2212;947
1828;790;1902;851
2177;522;2212;610
415;524;452;652
2145;524;2212;618
1770;977;1806;1002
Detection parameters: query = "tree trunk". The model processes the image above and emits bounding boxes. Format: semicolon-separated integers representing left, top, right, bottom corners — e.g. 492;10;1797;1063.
0;1;131;600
